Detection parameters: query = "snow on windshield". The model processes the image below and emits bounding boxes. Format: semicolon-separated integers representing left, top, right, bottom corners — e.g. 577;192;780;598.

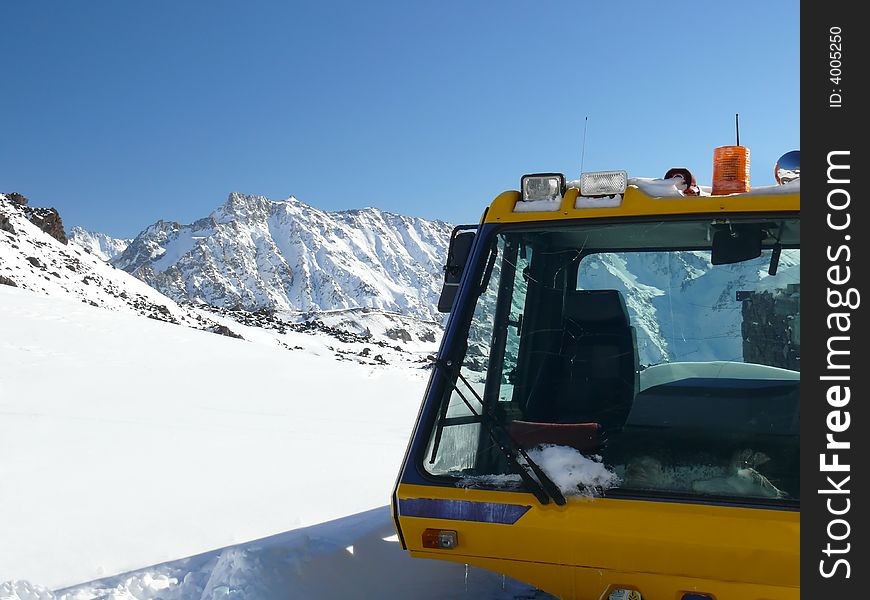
458;445;621;498
526;445;620;497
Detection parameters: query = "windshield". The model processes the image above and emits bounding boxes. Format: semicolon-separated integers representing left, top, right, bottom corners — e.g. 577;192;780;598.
424;216;800;505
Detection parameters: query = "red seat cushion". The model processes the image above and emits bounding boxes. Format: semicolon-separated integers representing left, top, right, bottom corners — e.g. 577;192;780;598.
508;420;601;452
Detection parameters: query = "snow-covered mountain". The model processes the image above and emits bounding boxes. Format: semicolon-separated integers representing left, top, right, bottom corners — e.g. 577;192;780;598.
68;226;131;261
1;194;202;327
1;194;442;364
113;193;453;323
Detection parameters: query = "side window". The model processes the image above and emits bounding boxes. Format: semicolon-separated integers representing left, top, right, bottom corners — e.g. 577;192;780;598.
424;237;504;476
424;237;533;477
499;245;531;405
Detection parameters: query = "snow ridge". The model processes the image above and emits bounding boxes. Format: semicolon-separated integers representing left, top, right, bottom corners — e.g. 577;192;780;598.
1;197;201;327
113;193;453;322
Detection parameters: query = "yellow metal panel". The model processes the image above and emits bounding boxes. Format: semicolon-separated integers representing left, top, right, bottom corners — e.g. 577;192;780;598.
484;187;800;224
396;483;799;598
410;551;799;600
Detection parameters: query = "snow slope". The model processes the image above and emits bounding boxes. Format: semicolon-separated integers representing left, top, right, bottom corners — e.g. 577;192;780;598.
0;286;431;589
1;198;203;327
112;193;453;322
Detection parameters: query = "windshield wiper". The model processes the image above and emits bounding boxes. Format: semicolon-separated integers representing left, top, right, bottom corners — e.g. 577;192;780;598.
429;358;567;506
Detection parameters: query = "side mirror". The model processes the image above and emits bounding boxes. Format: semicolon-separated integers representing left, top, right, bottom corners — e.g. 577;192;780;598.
437;226;477;313
711;224;762;265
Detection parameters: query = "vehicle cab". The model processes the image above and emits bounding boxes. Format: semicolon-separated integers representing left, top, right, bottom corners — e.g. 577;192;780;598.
393;152;801;600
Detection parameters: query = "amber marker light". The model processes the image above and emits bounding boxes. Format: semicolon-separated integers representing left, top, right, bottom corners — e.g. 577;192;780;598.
712;145;751;195
421;528;458;549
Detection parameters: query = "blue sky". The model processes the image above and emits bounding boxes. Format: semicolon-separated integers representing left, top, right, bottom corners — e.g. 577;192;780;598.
2;1;799;238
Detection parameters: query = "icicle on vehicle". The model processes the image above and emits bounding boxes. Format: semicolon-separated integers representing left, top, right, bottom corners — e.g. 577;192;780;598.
392;148;801;599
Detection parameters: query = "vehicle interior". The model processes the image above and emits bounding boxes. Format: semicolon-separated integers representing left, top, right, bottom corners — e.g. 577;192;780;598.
425;215;801;505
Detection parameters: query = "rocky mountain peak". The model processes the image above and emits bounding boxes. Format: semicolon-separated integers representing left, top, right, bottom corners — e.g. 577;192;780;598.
213;192;282;224
112;192;454;322
2;192;68;244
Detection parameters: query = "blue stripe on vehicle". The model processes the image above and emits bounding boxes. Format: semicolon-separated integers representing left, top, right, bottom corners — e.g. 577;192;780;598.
399;498;531;524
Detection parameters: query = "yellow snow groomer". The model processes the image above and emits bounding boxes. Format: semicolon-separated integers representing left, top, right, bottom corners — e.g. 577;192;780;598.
393;150;800;599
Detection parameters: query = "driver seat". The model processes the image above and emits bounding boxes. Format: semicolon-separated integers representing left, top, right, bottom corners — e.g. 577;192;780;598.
525;289;638;430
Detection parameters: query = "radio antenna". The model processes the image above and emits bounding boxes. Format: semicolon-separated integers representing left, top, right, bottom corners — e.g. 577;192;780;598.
580;116;589;174
735;113;740;146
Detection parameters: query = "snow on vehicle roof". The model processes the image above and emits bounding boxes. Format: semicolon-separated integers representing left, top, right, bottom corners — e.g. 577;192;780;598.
564;177;800;199
512;198;562;212
630;177;800;198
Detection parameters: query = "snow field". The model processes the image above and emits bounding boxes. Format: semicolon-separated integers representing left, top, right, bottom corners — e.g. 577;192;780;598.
3;508;544;600
0;286;428;589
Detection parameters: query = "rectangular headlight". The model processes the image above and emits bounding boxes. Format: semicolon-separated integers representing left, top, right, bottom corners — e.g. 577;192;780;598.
579;170;628;196
520;173;566;202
